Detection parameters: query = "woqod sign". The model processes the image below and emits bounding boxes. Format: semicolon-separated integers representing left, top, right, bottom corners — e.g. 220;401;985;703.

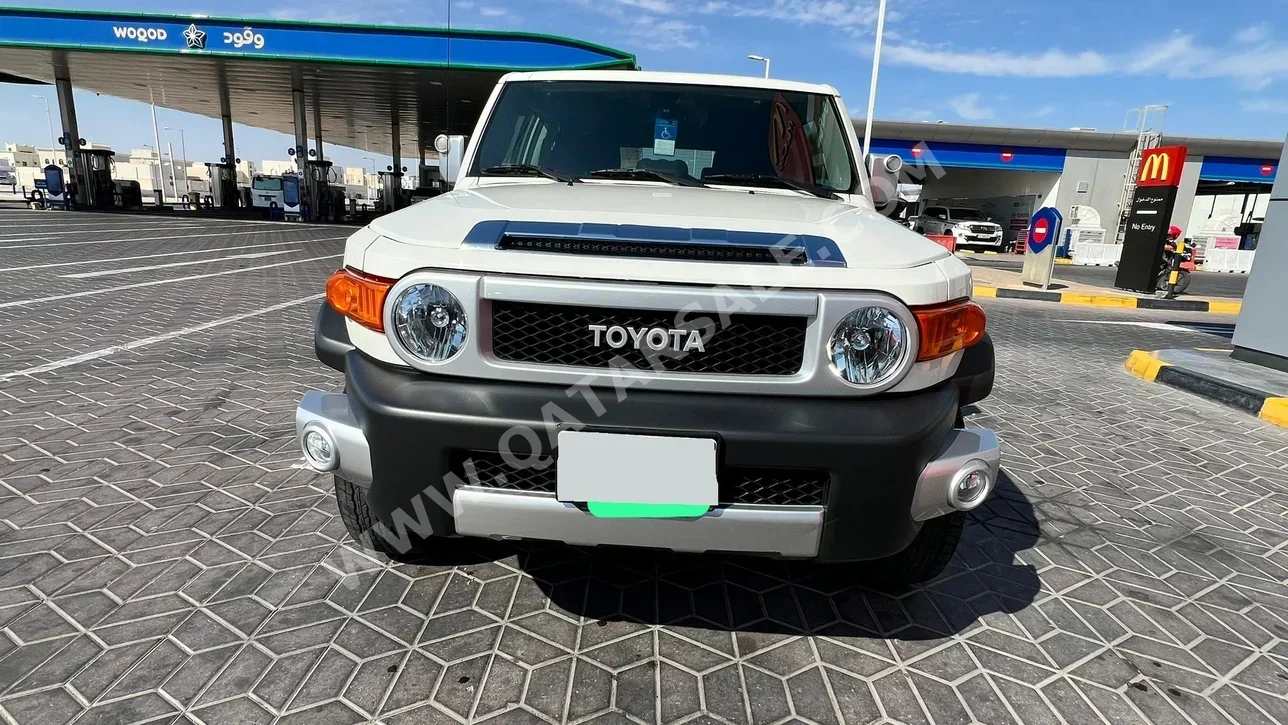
112;26;168;43
224;27;266;49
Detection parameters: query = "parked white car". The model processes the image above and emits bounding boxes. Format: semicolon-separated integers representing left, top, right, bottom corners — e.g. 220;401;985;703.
296;70;999;584
916;206;1007;250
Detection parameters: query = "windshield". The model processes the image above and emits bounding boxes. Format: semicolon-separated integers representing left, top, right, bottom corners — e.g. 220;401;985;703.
951;208;987;221
471;80;858;194
253;177;283;191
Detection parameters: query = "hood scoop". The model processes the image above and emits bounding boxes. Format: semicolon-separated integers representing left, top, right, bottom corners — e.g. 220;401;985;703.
461;220;846;268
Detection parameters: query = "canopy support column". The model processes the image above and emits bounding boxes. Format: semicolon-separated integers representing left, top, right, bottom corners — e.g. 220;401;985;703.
390;103;402;211
292;85;311;217
53;56;86;207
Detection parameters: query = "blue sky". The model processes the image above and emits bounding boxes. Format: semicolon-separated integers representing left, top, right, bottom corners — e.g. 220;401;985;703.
3;0;1288;172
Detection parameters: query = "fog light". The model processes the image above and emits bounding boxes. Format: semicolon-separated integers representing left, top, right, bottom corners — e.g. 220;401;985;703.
948;459;992;511
301;423;338;471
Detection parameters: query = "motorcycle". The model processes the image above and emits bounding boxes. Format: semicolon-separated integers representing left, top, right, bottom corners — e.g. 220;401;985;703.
1155;241;1195;295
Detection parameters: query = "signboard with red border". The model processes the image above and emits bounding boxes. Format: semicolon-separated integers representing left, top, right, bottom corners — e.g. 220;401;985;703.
1137;146;1188;188
1026;207;1062;256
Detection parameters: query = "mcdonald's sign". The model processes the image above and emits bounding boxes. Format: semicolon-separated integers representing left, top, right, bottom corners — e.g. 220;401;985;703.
1137;146;1188;188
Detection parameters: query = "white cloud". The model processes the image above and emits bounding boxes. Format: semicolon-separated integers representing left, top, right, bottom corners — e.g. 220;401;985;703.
478;5;514;17
1236;24;1271;44
561;0;881;50
614;0;681;13
625;18;705;50
1028;104;1057;118
1242;98;1288;114
885;32;1288;90
948;93;994;121
711;0;878;31
884;44;1111;77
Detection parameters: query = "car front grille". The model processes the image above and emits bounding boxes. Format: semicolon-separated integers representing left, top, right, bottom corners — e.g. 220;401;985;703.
453;452;829;507
969;225;995;234
490;301;807;376
498;235;807;265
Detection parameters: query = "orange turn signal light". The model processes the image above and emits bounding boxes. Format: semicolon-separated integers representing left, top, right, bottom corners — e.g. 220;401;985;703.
912;299;986;361
326;267;396;332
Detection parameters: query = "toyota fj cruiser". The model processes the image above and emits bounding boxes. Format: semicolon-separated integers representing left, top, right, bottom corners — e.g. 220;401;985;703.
298;70;999;583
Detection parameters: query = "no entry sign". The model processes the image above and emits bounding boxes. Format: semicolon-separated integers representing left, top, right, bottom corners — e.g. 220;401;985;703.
1027;208;1061;255
1021;207;1063;290
1032;219;1050;245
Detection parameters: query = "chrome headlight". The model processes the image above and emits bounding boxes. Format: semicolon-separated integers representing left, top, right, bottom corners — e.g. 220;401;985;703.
828;306;910;387
391;283;468;362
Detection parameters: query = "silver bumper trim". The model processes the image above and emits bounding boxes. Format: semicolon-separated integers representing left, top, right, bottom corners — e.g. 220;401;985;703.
296;390;372;485
910;428;1001;521
452;488;824;558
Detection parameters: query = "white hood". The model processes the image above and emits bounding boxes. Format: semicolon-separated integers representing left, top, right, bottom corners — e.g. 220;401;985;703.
369;182;951;270
354;181;971;305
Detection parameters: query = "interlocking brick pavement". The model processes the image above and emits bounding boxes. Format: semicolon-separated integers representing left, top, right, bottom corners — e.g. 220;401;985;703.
0;211;1286;724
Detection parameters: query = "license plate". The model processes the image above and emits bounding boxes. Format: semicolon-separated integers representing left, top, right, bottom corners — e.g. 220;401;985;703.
557;431;717;518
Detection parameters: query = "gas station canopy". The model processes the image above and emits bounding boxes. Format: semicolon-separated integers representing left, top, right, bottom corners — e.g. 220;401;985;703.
0;6;638;155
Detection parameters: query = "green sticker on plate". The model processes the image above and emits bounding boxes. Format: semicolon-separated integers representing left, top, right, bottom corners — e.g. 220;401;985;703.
587;502;709;518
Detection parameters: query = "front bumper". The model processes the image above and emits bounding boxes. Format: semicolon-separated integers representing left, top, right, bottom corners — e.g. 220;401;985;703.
298;349;1000;562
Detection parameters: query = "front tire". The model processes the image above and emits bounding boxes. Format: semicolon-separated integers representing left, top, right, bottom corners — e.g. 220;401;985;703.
866;511;965;585
334;475;407;559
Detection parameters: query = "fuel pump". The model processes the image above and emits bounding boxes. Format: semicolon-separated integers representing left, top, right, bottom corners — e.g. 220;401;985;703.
378;170;404;212
42;164;66;208
303;159;334;221
206;161;240;210
77;148;116;209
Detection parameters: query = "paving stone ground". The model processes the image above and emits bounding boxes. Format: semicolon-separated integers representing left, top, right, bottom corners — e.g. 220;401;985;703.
0;209;1285;725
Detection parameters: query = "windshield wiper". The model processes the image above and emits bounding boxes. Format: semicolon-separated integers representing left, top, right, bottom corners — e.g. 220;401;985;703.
587;168;706;188
703;173;841;200
480;164;578;184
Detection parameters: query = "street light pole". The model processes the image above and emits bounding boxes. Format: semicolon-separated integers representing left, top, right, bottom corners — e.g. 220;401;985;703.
165;126;190;196
862;0;889;171
747;54;770;78
32;95;55;150
148;87;169;201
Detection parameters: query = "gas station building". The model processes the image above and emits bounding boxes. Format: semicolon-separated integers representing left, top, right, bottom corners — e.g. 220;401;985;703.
866;120;1282;257
0;6;637;213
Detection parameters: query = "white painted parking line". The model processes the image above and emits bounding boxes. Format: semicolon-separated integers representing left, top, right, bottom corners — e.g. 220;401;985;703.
0;221;210;232
0;237;346;273
61;249;301;279
0;254;341;310
0;228;334;249
0;224;210;238
0;212;337;229
0;293;324;383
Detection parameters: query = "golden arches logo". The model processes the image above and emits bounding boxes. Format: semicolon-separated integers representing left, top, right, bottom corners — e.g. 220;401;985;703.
1140;152;1170;183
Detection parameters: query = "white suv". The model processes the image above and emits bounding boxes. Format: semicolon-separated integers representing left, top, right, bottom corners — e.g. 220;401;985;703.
916;206;1007;250
296;70;999;584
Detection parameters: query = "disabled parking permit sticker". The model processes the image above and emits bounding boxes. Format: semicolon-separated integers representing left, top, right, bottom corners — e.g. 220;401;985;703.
654;118;678;156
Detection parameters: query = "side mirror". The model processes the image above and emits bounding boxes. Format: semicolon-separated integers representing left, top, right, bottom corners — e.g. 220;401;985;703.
435;134;468;185
867;154;903;217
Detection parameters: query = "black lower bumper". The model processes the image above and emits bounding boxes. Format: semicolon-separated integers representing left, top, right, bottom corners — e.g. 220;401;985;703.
342;350;964;562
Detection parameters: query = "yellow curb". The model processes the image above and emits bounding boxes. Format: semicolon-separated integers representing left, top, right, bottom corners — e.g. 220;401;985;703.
1060;293;1139;309
1125;349;1169;382
1208;300;1242;315
983;251;998;255
972;286;998;297
1054;258;1073;265
1260;398;1288;429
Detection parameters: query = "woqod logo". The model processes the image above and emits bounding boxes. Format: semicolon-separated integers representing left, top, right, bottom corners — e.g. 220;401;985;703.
111;26;167;43
224;27;266;49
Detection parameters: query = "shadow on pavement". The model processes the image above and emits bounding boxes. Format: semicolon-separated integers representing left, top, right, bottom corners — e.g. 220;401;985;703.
506;468;1042;641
